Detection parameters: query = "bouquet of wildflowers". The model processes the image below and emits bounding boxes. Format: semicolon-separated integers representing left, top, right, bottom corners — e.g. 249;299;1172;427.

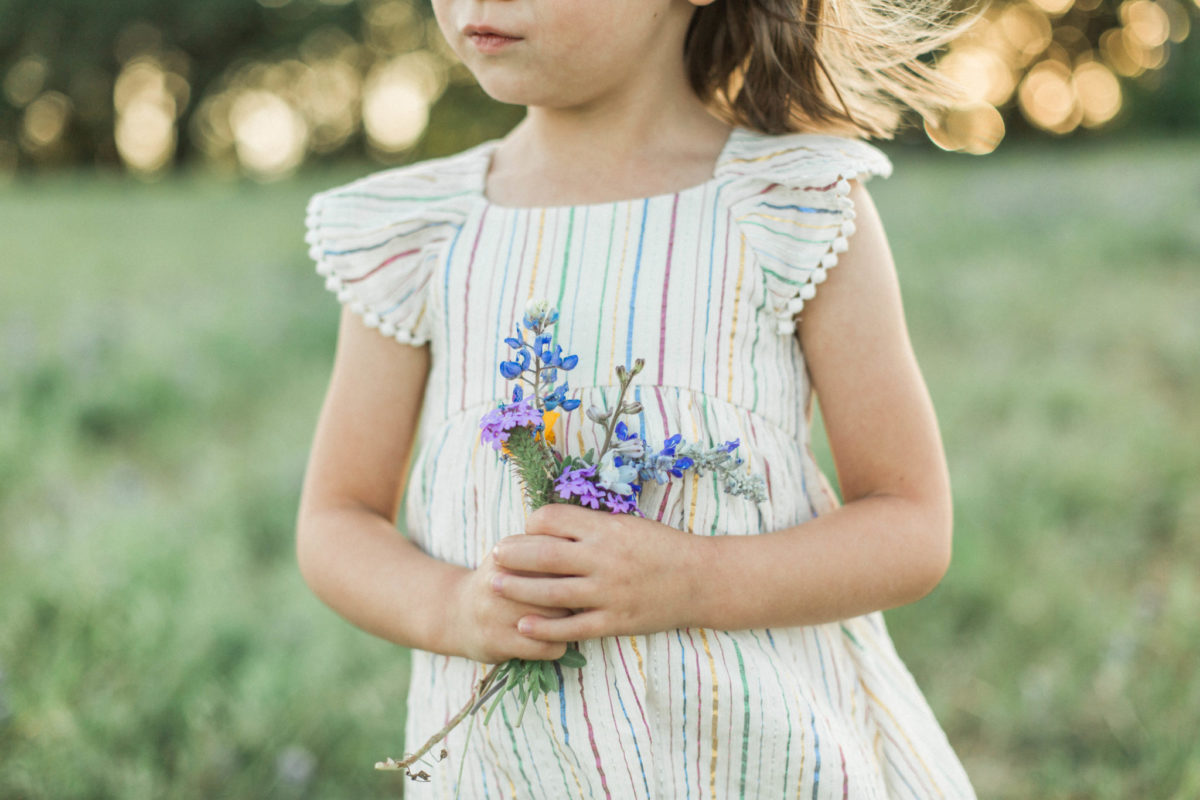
377;300;766;780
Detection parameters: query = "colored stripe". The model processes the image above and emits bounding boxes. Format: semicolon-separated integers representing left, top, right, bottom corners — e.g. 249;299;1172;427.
657;194;679;384
319;131;974;800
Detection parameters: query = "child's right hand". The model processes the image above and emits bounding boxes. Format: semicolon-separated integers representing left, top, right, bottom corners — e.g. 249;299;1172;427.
449;550;572;664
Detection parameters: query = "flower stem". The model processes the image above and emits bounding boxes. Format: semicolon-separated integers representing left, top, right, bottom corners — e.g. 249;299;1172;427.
376;664;502;774
596;368;635;463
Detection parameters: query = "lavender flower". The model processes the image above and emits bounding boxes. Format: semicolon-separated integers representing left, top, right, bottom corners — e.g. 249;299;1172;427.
479;399;543;452
554;465;604;509
554;465;641;514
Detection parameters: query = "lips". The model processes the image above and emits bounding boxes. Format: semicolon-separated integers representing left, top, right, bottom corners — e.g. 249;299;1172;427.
464;24;523;54
463;24;522;39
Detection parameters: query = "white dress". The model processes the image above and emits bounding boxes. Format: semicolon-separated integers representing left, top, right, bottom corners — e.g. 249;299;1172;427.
305;125;977;799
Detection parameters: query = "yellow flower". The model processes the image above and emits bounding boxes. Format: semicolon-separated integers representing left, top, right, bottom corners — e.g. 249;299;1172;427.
538;410;560;446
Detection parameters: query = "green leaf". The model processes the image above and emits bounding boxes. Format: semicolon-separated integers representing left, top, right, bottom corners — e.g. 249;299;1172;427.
538;661;557;693
557;649;586;669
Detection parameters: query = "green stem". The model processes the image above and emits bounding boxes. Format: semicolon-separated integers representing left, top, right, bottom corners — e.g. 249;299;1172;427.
596;369;635;463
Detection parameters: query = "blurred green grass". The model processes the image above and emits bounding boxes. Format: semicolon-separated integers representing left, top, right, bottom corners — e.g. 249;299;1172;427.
1;137;1197;798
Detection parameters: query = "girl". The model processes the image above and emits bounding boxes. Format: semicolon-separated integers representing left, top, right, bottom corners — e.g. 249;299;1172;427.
298;0;978;796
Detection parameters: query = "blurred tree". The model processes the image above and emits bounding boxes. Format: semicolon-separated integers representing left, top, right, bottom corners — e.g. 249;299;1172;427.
0;0;1195;177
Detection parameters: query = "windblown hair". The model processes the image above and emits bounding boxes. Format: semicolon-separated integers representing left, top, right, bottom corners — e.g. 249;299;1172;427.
684;0;984;139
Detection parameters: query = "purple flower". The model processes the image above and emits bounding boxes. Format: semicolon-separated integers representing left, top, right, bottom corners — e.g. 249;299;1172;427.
554;465;604;509
596;487;639;514
553;465;642;514
479;399;543;451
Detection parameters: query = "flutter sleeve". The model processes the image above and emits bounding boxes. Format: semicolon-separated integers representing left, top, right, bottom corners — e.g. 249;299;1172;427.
720;133;893;335
303;159;479;346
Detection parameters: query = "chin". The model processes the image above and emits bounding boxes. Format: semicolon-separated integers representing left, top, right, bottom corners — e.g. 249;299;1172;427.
472;70;589;109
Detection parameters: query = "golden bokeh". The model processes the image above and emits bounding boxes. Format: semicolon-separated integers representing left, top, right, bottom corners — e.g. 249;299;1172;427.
938;45;1018;106
20;91;72;151
1018;59;1083;133
113;56;189;176
1073;62;1123;127
925;104;1007;154
1122;0;1171;47
362;52;445;153
21;0;1181;170
999;3;1054;65
1030;0;1075;17
116;99;176;174
931;0;1196;151
229;89;310;179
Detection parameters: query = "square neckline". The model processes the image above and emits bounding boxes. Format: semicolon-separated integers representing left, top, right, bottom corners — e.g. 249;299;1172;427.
475;125;748;212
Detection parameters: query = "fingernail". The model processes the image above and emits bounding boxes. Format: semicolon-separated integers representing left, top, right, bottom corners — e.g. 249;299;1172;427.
491;575;503;593
517;618;532;634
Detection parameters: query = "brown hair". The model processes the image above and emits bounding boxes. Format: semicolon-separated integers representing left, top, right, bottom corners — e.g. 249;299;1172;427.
684;0;984;139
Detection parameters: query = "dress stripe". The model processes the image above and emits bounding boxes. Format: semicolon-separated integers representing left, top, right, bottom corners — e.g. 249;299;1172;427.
306;127;976;800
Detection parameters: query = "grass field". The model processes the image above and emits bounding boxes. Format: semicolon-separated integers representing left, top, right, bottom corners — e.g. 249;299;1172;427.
1;136;1197;798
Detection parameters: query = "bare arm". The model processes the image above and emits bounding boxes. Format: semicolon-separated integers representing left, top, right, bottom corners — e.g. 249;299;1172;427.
296;306;568;662
491;180;953;636
690;178;953;627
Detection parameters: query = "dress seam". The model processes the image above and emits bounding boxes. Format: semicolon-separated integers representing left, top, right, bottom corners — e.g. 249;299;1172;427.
423;383;803;442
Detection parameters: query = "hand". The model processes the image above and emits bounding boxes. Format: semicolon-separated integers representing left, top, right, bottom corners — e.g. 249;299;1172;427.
448;549;572;664
490;503;704;643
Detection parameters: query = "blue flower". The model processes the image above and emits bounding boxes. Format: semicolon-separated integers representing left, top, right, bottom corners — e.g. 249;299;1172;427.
597;451;639;496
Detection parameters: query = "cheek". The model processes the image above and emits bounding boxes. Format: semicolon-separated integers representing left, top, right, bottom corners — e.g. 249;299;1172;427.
429;1;464;58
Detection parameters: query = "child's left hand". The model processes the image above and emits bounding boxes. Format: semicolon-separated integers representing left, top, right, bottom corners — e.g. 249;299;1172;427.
490;503;703;642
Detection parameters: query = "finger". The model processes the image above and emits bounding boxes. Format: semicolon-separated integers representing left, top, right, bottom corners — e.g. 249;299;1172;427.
495;574;592;608
506;635;568;662
517;611;606;643
493;535;585;575
524;504;587;539
516;602;571;619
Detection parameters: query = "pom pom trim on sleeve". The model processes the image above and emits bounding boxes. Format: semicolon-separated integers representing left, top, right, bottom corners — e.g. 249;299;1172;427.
770;173;855;336
305;190;433;346
302;147;489;347
718;133;892;337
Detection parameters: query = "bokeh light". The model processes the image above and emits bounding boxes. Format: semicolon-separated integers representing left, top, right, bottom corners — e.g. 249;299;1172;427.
1019;59;1083;133
229;89;309;179
925;103;1008;153
2;0;1193;170
362;52;445;153
1073;61;1123;126
20;91;72;155
112;56;187;175
932;0;1196;152
4;56;48;108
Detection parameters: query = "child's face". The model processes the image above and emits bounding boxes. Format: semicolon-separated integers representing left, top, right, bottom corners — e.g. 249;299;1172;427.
432;0;709;109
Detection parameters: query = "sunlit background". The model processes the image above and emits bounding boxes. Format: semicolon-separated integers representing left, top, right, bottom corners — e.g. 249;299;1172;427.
2;2;1198;798
0;0;1197;180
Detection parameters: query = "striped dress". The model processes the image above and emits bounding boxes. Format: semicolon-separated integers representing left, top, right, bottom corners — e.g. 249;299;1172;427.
304;126;977;799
